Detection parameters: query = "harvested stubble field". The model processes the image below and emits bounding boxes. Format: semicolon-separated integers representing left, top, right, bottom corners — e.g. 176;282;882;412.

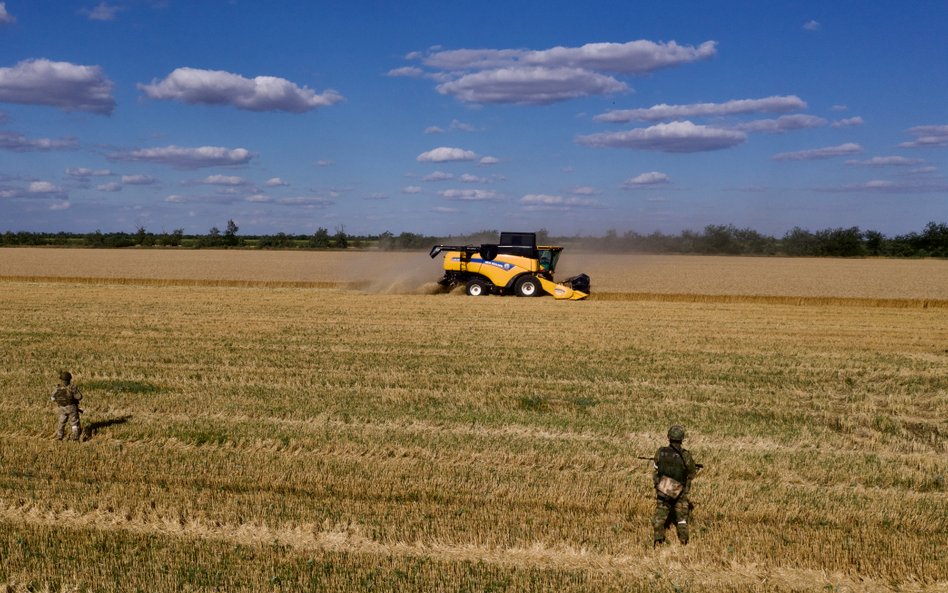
0;249;946;592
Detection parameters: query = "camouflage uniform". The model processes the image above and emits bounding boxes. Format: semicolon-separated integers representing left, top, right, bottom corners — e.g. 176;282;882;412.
51;371;83;441
652;425;697;545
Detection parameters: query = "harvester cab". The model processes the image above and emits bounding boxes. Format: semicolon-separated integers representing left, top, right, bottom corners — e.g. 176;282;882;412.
429;232;590;300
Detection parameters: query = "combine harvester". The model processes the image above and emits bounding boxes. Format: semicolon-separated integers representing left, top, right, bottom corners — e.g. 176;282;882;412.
429;231;590;300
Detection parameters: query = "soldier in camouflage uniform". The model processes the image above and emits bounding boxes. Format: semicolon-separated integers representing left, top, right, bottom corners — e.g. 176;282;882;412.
51;371;83;441
652;424;697;546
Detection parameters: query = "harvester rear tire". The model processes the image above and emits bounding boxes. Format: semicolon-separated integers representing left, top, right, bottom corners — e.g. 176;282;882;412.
514;275;541;297
466;278;488;296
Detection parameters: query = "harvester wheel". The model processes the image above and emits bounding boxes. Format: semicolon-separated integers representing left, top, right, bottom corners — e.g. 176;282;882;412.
514;275;541;297
465;278;488;296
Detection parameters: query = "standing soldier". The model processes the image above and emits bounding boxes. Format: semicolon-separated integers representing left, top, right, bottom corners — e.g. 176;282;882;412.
51;371;83;441
651;424;697;546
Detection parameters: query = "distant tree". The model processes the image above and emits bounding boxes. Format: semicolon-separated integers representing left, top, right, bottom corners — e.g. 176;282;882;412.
333;225;348;249
864;230;885;256
815;226;864;257
919;221;948;257
223;219;239;247
377;231;395;250
157;228;184;247
700;224;741;254
134;226;156;247
309;227;331;248
257;232;293;248
84;230;105;248
782;227;819;256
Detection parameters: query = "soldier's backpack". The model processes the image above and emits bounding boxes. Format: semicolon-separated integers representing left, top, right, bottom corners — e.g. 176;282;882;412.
52;385;81;406
655;446;687;501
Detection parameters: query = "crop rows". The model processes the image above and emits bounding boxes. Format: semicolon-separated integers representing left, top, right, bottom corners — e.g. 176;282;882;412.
0;269;945;591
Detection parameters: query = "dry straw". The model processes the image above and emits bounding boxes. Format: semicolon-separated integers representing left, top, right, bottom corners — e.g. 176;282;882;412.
0;250;945;591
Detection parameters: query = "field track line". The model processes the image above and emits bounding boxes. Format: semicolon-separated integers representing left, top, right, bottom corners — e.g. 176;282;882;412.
0;503;935;592
0;275;365;290
592;291;948;309
2;275;946;308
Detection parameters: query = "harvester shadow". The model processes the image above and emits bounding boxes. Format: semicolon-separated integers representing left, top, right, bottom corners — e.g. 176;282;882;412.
82;415;132;441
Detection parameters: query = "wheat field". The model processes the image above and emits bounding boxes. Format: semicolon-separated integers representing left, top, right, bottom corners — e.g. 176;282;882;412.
0;249;946;592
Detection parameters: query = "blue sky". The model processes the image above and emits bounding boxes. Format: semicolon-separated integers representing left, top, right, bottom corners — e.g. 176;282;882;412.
1;1;946;237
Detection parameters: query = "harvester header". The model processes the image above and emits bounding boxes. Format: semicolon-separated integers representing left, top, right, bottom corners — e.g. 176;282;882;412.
429;231;590;300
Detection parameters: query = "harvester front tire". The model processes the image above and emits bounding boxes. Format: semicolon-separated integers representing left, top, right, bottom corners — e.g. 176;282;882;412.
515;275;541;297
466;278;488;297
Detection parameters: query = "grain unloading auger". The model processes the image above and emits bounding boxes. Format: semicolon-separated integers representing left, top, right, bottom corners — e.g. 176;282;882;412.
429;231;590;300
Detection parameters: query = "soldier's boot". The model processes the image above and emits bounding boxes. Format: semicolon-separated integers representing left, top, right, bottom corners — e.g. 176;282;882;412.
676;520;689;545
653;538;665;549
70;426;81;442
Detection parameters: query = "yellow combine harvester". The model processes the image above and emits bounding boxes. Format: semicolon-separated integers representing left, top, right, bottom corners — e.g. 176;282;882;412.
429;231;590;300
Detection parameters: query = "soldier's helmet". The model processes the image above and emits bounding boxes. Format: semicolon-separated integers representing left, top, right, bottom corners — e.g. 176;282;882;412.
667;425;685;442
59;371;72;384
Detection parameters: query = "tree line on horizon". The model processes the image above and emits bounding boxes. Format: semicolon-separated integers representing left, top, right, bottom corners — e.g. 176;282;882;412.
1;220;946;258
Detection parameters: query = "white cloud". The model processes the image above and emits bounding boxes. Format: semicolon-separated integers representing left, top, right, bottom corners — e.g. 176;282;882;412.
845;156;924;167
403;39;715;105
0;59;115;114
422;171;454;182
817;179;948;193
122;174;157;185
402;186;422;194
265;177;289;187
421;40;716;74
109;145;254;168
570;186;601;195
479;156;500;165
424;126;445;134
386;66;426;78
0;2;14;24
831;116;864;128
595;95;806;123
438;189;499;201
314;160;333;167
96;182;122;192
576;121;746;153
624;171;670;187
451;119;475;132
523;40;718;74
417;147;477;162
246;194;271;202
734;114;827;133
197;174;250;186
49;201;71;211
458;173;488;183
773;142;863;161
29;181;62;194
433;206;460;213
139;67;344;113
82;2;122;21
437;66;627;105
275;196;333;207
66;167;112;177
803;20;821;31
520;194;601;209
899;125;948;148
0;131;78;151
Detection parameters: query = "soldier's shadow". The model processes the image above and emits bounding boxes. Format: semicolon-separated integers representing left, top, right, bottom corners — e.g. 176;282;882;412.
82;415;132;441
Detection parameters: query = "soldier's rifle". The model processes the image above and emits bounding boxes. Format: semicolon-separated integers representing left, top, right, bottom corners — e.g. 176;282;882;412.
635;456;703;470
